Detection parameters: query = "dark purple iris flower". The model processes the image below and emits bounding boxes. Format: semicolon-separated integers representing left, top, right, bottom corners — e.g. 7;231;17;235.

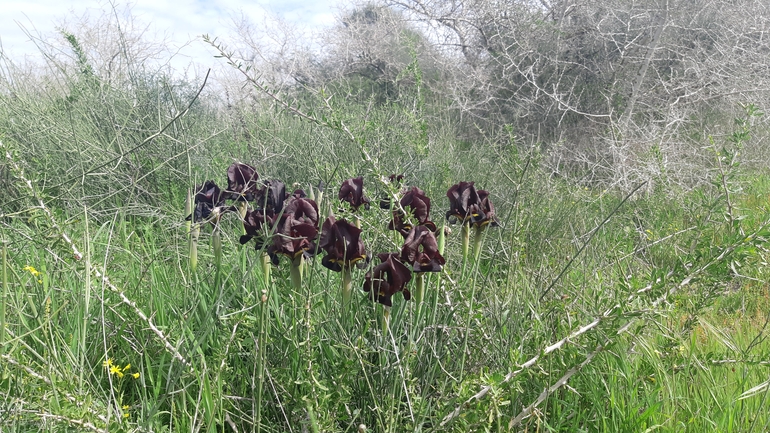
319;216;367;272
446;181;499;227
401;225;445;273
283;195;319;226
240;208;277;250
339;176;370;211
266;195;320;264
254;179;287;211
190;180;232;224
225;163;260;201
388;186;438;237
363;253;412;307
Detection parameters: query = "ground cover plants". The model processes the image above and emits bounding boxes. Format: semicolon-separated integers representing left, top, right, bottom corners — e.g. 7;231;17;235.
2;3;770;432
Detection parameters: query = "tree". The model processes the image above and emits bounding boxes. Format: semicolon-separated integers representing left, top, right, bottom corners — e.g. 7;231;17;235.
386;0;770;190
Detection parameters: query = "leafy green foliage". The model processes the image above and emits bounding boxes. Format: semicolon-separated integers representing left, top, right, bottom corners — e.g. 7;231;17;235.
1;16;770;433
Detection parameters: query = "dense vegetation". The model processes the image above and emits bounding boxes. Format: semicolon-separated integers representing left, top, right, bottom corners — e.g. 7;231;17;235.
1;1;770;431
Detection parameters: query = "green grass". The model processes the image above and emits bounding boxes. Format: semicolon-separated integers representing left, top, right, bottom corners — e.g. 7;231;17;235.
3;153;770;431
2;32;770;432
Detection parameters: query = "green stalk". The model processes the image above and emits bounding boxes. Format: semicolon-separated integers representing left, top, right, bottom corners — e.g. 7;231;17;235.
316;189;324;216
290;255;304;289
212;223;223;290
212;225;222;268
1;240;7;350
414;273;425;305
341;265;353;307
462;223;471;259
459;224;486;381
472;225;486;263
458;284;477;381
429;271;440;325
261;253;271;289
460;223;471;278
431;224;445;324
414;272;426;321
437;222;446;256
185;188;192;237
190;223;200;272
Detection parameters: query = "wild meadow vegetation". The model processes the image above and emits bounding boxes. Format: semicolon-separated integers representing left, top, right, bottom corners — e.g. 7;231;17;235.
2;1;770;432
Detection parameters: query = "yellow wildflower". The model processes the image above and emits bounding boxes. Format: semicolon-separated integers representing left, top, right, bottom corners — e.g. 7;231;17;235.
132;372;140;379
23;265;41;277
110;364;124;378
122;405;129;410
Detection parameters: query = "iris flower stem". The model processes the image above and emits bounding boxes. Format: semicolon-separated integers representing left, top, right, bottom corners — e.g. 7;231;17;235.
438;222;446;256
460;223;471;279
429;271;441;324
291;255;304;289
184;189;192;238
429;224;445;324
341;266;353;308
459;225;486;381
414;272;426;321
260;253;271;289
472;225;486;264
190;223;200;272
212;224;223;290
414;272;425;304
212;226;222;267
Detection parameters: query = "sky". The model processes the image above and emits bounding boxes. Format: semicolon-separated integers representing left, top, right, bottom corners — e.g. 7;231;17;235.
0;0;344;74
